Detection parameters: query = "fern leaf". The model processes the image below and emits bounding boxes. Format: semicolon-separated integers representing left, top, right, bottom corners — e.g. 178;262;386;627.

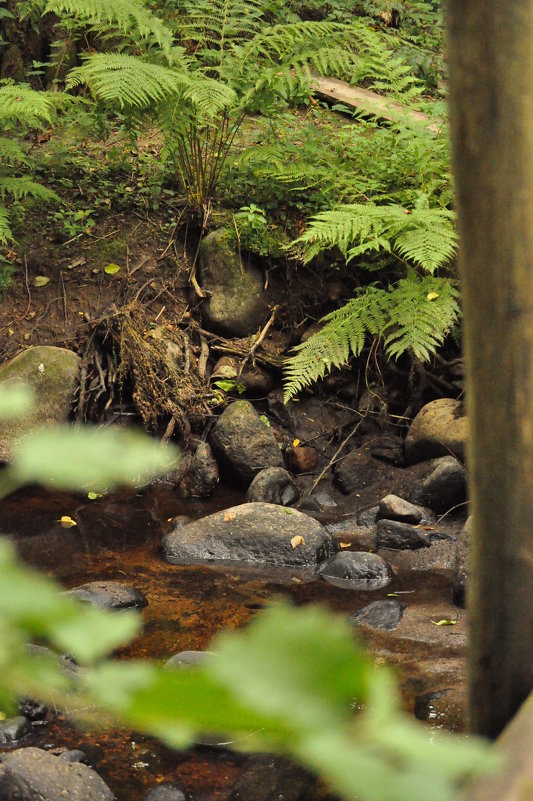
0;176;58;202
0;83;59;127
383;275;460;361
45;0;174;55
0;205;13;245
66;54;188;109
283;286;387;402
393;208;457;273
0;136;27;164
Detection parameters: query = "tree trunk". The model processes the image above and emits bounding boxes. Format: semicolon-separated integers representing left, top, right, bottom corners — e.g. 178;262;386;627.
447;2;533;738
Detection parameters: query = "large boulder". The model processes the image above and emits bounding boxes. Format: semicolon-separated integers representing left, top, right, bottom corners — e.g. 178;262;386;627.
405;398;467;464
210;400;283;485
161;502;334;568
0;346;80;462
198;228;269;337
0;747;113;801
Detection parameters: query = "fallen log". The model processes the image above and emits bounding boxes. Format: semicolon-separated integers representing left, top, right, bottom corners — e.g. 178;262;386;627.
309;75;440;133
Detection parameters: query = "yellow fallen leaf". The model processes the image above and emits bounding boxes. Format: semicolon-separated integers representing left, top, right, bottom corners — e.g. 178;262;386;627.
292;438;301;447
339;542;352;549
426;291;439;301
224;511;237;522
291;577;303;583
291;535;305;549
34;275;49;287
104;263;121;275
59;515;77;528
431;619;457;626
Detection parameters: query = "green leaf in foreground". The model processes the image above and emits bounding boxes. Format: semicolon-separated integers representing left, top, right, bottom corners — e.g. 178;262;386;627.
10;425;180;491
0;385;34;419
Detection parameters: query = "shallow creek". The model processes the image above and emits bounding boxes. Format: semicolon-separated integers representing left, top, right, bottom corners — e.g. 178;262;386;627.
0;485;467;801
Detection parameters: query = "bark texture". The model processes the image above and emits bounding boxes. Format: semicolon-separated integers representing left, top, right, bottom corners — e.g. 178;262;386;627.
447;2;533;737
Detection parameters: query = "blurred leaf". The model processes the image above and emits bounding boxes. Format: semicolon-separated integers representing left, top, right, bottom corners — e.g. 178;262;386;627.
11;425;179;491
59;515;77;528
34;275;49;287
104;263;121;275
0;386;34;419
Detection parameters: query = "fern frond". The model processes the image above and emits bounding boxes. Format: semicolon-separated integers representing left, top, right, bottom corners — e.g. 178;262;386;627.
0;205;13;245
383;275;460;361
0;136;27;164
66;54;188;109
178;0;266;54
45;0;174;55
290;203;457;272
0;83;59;127
283;286;388;402
0;176;58;202
392;207;457;273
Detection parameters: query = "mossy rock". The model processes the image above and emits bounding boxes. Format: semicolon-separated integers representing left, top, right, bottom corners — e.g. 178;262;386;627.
199;228;269;337
0;346;81;462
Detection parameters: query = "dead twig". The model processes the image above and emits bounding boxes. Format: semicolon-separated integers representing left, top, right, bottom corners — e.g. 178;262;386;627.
234;305;280;385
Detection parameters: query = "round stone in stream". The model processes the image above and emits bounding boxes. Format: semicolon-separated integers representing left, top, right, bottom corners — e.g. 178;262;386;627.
144;785;188;801
350;599;405;631
64;581;148;610
319;551;391;590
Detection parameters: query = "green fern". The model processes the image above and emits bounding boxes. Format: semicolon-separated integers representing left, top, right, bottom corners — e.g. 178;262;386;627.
44;0;174;55
290;203;457;273
283;275;459;401
384;275;459;361
66;54;190;110
283;286;388;401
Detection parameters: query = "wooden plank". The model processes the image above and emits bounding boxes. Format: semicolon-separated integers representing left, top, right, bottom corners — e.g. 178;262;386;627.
309;75;440;133
462;692;533;801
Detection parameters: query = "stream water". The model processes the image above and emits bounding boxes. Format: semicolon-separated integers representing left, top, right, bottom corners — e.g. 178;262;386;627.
0;484;467;800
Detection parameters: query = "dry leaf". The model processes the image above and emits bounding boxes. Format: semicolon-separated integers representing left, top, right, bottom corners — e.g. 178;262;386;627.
431;619;457;626
339;542;352;549
291;535;305;549
291;577;303;583
224;511;237;522
292;438;301;447
59;515;77;528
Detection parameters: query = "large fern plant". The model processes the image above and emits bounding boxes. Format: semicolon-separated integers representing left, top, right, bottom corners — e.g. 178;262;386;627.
0;80;64;244
283;194;460;401
45;0;419;211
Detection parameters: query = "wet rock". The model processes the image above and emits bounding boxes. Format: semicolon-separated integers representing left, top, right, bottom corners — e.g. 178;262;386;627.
171;515;192;528
161;502;334;568
18;699;47;721
210;401;283;485
0;717;30;744
350;599;405;631
333;449;378;494
408;456;467;514
58;751;90;765
199;228;269;337
0;747;113;801
285;445;318;474
376;520;432;550
299;491;338;513
405;398;467;464
229;755;316;801
181;442;219;498
144;784;188;801
357;505;380;527
0;346;81;462
246;467;299;506
319;551;391;590
369;435;405;466
377;495;431;525
453;516;471;607
386;540;457;582
414;689;460;727
165;650;214;669
64;581;148;610
325;518;377;551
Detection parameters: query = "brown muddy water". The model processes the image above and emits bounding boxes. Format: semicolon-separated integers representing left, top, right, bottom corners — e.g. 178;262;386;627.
0;485;467;801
